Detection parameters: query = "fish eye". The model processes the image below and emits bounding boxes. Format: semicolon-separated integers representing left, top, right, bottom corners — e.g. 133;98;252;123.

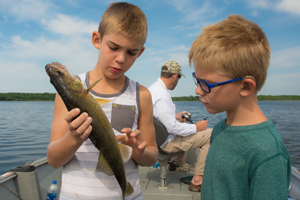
55;71;62;76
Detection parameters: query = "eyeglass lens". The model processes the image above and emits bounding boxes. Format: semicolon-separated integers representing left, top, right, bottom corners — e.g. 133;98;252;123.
192;75;210;93
199;80;210;93
192;75;198;86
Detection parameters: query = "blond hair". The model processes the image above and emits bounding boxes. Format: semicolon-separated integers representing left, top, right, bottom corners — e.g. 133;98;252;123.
189;15;270;91
98;2;147;45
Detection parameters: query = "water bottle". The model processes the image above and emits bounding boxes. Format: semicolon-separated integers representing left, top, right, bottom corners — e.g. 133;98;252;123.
46;180;58;200
153;162;160;168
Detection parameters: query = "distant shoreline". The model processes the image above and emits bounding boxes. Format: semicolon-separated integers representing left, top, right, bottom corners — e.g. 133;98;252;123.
0;93;300;101
0;93;56;101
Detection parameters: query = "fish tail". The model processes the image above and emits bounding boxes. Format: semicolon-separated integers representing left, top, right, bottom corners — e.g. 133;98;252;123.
124;181;134;196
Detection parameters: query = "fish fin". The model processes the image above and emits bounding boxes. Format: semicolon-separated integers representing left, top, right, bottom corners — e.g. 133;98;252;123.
95;98;111;106
125;181;134;196
85;77;102;93
96;152;114;176
118;143;132;163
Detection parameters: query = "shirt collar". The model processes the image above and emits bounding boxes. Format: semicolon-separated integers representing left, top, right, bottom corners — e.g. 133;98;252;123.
158;78;167;90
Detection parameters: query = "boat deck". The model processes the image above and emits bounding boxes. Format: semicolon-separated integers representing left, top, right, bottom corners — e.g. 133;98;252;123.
139;149;201;200
1;150;299;200
139;165;201;200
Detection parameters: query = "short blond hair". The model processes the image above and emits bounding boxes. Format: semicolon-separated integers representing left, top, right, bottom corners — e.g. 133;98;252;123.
189;15;270;91
98;2;147;45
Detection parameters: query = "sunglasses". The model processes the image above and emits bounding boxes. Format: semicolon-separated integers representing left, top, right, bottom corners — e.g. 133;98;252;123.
192;72;243;93
178;74;181;79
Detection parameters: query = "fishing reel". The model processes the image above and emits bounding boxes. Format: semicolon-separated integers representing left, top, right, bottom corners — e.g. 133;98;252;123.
182;113;207;124
182;113;193;124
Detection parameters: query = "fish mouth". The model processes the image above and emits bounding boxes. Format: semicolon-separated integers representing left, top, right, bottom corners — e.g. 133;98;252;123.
45;65;53;74
45;62;67;72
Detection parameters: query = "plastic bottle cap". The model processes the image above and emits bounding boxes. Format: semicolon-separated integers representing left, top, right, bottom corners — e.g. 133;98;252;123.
52;180;57;184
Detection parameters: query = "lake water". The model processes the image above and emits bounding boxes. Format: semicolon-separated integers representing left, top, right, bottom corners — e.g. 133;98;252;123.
0;101;299;175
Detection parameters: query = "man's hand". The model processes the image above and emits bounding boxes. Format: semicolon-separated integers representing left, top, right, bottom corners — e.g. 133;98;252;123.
195;119;208;132
176;111;187;122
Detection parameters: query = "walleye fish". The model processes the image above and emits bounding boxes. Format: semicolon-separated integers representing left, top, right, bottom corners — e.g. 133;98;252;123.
45;62;134;199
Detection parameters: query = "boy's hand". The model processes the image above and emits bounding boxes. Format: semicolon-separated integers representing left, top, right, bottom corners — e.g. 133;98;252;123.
195;119;208;132
116;128;147;160
64;108;92;140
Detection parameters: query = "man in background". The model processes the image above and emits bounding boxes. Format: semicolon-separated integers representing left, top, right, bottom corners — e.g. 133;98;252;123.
148;60;212;192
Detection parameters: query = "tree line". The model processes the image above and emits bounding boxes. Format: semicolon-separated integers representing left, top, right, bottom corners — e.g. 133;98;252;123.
0;93;56;101
0;93;299;101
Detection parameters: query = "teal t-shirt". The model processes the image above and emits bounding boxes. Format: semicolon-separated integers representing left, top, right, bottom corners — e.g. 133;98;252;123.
201;119;291;200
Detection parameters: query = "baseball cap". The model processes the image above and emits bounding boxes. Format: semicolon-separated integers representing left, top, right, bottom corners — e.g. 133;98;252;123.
161;60;186;78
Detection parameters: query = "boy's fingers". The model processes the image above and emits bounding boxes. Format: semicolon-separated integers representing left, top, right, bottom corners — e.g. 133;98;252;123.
121;128;133;134
138;141;147;149
131;129;141;137
68;112;89;130
116;135;127;142
75;117;92;134
79;125;92;140
64;108;80;123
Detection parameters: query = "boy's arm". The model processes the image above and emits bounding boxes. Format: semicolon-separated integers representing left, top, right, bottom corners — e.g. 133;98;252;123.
117;85;158;166
47;94;92;168
250;155;290;200
135;85;158;166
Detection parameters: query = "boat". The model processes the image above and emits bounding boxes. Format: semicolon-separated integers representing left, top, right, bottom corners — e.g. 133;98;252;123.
1;117;299;199
0;153;299;200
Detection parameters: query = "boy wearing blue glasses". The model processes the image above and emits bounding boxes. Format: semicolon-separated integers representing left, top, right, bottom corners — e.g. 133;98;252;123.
188;15;291;200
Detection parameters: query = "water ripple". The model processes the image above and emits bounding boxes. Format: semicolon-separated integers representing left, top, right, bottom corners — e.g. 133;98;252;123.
0;101;299;175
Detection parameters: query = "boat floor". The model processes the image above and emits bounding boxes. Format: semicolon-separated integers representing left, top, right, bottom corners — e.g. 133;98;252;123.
139;165;201;200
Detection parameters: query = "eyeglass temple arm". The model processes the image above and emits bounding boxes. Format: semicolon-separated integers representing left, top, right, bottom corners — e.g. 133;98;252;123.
210;77;243;88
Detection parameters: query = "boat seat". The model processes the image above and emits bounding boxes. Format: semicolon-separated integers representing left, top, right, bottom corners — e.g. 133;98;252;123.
153;117;184;190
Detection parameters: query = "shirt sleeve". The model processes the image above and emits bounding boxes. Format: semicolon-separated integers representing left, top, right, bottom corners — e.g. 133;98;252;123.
250;155;290;200
154;98;197;137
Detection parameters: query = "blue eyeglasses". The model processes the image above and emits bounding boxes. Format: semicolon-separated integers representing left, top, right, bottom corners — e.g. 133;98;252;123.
192;72;243;93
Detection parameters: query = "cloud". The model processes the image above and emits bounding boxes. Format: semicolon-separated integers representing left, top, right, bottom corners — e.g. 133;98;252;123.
0;9;101;70
247;0;300;16
0;0;55;22
276;0;300;16
41;14;98;35
270;46;300;69
259;72;300;95
247;0;277;9
0;29;98;87
165;0;222;24
166;0;193;12
137;44;190;69
0;32;97;93
0;15;8;24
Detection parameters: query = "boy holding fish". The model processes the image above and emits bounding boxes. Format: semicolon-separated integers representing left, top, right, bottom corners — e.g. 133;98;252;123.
188;15;291;199
47;2;157;200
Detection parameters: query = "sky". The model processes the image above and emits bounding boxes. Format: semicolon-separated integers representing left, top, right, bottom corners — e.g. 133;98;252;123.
0;0;300;97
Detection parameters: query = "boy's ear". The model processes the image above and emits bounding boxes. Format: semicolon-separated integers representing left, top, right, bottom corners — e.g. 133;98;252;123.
240;78;256;97
92;31;101;49
137;46;145;58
